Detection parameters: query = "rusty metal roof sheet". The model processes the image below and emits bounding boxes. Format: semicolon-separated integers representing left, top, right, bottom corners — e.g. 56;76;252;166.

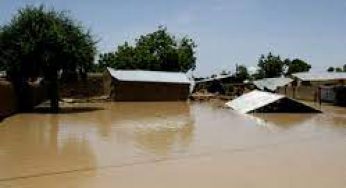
107;67;191;84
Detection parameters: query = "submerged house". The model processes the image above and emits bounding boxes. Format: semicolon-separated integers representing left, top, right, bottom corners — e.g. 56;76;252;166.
225;90;320;114
104;67;191;101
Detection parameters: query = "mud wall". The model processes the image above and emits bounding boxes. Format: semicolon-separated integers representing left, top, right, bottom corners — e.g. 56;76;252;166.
278;86;316;101
0;80;17;118
59;73;104;98
111;81;190;101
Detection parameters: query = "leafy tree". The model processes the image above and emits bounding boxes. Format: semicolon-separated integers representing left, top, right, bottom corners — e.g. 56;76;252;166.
327;67;335;72
335;67;343;72
220;70;230;75
343;64;346;72
257;52;284;78
0;63;4;71
0;5;96;112
235;65;249;81
285;58;311;75
98;26;197;73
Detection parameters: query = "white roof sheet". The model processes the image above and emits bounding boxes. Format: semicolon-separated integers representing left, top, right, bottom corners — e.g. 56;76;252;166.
292;72;346;81
225;90;285;114
253;77;293;91
107;67;191;84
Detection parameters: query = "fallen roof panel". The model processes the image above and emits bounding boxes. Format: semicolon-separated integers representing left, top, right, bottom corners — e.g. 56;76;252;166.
107;67;191;84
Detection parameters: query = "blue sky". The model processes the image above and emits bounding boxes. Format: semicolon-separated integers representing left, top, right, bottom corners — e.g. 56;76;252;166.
1;0;346;76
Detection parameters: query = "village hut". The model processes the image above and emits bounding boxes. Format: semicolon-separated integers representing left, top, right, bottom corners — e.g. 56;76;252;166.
104;67;191;101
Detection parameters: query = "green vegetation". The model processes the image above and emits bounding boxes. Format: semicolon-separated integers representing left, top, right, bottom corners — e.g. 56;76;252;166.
285;58;311;75
255;52;311;79
327;67;335;72
327;65;346;72
0;5;96;112
257;52;285;78
235;65;249;81
97;26;197;73
336;67;343;72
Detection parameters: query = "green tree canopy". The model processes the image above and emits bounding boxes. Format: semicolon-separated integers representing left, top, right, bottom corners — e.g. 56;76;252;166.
285;58;311;75
327;67;335;72
257;52;284;78
98;26;197;73
235;65;249;81
0;5;96;112
335;67;343;72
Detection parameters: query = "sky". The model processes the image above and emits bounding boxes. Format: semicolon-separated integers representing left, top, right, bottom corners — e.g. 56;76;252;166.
1;0;346;76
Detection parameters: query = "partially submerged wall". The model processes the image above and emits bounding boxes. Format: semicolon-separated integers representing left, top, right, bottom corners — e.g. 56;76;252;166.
60;73;104;99
111;81;190;101
0;80;17;118
278;86;316;101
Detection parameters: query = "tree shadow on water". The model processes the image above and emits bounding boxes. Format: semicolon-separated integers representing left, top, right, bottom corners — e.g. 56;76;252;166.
32;106;104;114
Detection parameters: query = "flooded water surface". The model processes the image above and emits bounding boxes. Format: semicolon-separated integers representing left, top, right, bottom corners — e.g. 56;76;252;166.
0;102;345;187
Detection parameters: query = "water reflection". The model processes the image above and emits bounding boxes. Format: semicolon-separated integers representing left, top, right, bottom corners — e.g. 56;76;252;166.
252;114;316;130
101;102;195;155
0;114;96;181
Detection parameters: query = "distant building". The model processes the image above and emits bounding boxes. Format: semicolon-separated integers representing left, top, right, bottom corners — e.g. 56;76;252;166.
320;85;336;103
277;72;346;102
104;67;191;101
193;74;248;95
253;77;293;92
194;74;235;84
292;72;346;86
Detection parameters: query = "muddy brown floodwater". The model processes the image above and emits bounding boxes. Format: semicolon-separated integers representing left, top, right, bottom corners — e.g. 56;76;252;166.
0;102;345;188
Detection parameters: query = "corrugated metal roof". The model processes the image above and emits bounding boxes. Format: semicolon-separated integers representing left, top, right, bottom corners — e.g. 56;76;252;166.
292;72;346;81
225;90;285;114
107;67;191;84
253;77;293;91
195;74;233;83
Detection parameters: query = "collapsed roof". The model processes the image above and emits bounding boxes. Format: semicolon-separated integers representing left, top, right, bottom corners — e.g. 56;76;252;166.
225;90;321;114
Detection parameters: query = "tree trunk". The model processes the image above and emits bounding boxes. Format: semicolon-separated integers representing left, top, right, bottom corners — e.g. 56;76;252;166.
49;70;59;113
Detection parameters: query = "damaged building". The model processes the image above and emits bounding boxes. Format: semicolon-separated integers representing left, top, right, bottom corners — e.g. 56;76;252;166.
225;90;321;114
104;67;191;101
